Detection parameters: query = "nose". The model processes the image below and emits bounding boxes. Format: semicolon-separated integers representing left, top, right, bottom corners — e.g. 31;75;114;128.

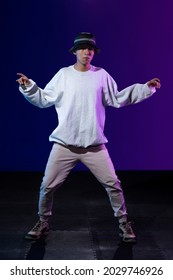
84;48;90;54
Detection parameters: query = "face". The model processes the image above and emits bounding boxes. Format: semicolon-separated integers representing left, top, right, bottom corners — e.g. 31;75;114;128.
74;46;95;67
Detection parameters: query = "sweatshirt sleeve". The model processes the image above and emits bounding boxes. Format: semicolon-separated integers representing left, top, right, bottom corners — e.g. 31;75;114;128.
19;70;63;108
103;72;155;108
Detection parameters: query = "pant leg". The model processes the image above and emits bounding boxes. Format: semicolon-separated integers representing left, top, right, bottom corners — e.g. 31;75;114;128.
80;144;127;221
39;143;78;221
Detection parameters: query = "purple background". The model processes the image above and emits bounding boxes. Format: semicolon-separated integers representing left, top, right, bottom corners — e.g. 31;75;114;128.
1;0;173;171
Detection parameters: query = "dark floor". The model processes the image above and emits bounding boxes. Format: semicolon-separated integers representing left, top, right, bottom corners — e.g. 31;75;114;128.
0;171;173;260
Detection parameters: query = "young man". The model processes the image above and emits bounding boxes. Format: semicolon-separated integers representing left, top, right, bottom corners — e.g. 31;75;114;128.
16;32;161;242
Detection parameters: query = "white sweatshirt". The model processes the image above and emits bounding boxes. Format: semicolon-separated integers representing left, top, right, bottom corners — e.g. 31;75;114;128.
19;65;155;147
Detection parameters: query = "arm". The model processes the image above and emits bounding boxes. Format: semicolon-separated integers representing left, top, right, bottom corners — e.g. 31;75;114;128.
103;74;161;108
16;72;60;108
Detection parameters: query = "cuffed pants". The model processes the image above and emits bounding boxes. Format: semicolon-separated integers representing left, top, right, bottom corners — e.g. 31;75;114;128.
38;143;127;222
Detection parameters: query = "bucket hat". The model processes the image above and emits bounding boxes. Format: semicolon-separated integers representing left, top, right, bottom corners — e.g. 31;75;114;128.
69;32;100;54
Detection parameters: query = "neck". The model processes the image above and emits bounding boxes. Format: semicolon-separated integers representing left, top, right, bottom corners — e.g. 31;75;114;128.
74;62;91;72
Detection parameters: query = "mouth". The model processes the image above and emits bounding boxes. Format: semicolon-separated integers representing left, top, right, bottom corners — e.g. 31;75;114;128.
83;56;90;60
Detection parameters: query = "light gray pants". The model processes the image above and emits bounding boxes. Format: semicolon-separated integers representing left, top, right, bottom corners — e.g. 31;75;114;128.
38;143;127;222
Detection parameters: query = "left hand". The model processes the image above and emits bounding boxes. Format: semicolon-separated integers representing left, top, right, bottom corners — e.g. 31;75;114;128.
16;73;31;86
147;78;161;89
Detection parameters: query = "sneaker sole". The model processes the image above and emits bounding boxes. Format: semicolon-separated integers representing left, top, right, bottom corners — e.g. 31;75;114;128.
122;237;137;243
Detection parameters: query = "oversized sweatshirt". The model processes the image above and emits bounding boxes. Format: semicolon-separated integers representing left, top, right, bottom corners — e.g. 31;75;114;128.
19;65;155;147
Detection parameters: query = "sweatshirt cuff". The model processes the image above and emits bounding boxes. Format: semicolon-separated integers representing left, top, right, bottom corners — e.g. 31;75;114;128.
149;86;156;94
144;83;156;96
19;79;36;92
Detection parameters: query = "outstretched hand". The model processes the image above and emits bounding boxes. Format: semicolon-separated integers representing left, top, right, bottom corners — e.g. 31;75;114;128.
147;78;161;89
16;73;31;86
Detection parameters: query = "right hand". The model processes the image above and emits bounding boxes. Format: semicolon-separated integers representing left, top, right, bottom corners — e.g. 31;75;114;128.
16;73;31;86
147;78;161;89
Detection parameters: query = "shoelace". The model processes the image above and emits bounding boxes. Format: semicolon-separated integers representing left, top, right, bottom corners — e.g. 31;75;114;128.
33;222;45;230
123;222;133;234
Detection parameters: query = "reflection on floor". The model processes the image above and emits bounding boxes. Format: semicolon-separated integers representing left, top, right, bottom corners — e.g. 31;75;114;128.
0;171;173;260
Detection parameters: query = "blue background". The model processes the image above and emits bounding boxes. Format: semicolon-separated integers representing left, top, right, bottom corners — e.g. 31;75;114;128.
1;0;173;171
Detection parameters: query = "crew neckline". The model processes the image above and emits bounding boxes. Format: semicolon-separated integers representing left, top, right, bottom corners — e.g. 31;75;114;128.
71;64;94;74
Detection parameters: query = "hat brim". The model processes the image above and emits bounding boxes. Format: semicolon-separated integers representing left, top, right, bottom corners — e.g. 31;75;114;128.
69;43;100;54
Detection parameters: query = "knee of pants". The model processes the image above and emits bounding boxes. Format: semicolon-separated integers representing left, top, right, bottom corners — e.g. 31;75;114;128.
100;171;121;186
39;180;62;198
103;177;123;190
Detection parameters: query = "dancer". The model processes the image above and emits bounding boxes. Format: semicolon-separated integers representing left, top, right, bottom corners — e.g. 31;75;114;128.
16;32;161;242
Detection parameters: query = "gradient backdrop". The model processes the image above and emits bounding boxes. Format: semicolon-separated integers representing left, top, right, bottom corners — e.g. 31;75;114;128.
1;0;173;171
